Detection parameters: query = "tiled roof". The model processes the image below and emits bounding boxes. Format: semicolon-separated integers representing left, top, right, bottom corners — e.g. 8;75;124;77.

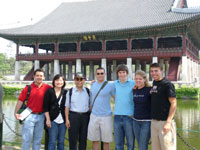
0;0;200;36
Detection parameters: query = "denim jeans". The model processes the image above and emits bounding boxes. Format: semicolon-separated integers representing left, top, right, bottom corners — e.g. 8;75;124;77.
22;113;45;150
132;119;151;150
114;115;135;150
48;121;66;150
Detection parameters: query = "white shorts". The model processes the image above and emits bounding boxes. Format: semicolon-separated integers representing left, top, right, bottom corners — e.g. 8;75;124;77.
87;113;113;142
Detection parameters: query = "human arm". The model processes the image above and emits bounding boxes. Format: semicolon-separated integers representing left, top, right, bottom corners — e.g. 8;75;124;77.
14;100;23;120
45;112;51;128
65;91;70;128
43;89;51;127
163;97;177;133
65;107;70;128
14;86;28;120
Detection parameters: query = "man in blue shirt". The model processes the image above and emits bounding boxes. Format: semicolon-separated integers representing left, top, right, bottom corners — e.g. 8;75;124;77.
88;67;115;150
65;72;92;150
114;64;135;150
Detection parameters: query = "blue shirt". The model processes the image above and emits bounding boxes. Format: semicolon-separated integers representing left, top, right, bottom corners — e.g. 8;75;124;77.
91;81;115;116
114;79;135;115
65;87;92;113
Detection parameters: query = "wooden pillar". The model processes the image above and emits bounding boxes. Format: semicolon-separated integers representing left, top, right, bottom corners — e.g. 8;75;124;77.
77;41;80;57
16;44;19;57
153;36;157;57
35;42;39;58
102;40;106;57
55;42;59;54
128;38;131;56
182;35;187;55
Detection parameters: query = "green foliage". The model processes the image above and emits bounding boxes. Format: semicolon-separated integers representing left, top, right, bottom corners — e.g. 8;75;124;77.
176;87;199;99
19;61;32;74
2;85;22;95
0;53;32;77
0;53;14;75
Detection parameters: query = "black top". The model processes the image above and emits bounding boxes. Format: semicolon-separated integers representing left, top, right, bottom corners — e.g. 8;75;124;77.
43;88;67;122
151;77;176;121
133;86;151;120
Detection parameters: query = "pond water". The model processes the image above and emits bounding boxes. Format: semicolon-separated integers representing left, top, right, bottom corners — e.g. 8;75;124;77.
2;96;200;150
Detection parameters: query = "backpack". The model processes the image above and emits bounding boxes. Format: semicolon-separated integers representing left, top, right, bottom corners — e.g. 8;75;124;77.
68;87;90;108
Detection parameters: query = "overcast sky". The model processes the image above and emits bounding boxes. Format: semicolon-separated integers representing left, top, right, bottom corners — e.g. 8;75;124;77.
0;0;200;57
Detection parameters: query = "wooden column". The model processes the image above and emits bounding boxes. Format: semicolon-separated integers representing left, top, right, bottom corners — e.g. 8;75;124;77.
182;35;187;55
102;40;106;57
16;44;19;57
55;42;59;55
35;42;39;58
153;36;157;56
128;38;131;56
77;41;80;57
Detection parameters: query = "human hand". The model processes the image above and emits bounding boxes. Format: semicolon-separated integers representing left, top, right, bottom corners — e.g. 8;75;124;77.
46;119;51;128
65;119;70;129
15;113;21;120
163;122;170;134
90;80;95;85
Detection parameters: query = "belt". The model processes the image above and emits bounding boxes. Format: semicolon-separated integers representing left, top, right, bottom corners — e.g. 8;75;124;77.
153;119;166;121
32;112;43;115
69;111;89;115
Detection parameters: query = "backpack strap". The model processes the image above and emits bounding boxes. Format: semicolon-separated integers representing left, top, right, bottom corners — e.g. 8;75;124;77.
24;85;31;105
69;87;90;109
69;88;73;109
85;87;90;97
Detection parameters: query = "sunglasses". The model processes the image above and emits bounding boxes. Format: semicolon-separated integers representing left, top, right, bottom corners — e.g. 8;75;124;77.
75;77;84;81
96;72;104;75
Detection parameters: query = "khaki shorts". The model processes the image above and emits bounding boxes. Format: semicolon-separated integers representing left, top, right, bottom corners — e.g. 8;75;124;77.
151;119;176;150
87;113;113;142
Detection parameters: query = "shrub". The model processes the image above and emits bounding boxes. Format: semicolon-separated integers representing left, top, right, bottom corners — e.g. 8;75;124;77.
176;87;199;99
2;86;22;95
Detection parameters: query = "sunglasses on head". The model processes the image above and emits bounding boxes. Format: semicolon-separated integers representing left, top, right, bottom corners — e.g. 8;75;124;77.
96;72;104;75
75;77;84;81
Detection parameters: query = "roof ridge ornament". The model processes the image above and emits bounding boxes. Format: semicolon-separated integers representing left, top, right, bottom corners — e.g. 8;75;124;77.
172;0;200;13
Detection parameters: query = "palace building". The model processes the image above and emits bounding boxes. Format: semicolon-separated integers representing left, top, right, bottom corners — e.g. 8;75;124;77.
0;0;200;81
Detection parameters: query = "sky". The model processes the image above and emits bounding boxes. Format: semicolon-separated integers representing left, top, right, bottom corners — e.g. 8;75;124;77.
0;0;200;57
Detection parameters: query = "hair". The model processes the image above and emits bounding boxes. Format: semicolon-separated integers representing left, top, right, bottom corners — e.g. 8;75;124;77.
150;63;163;71
33;69;45;75
135;70;150;87
96;67;105;73
116;64;129;75
52;74;66;88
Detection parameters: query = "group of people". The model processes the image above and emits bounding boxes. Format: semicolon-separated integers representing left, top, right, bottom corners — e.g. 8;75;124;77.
14;62;177;150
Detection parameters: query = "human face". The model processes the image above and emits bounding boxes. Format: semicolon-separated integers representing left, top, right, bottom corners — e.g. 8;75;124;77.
74;77;85;89
150;67;163;81
118;70;128;82
33;71;45;85
96;69;105;82
135;74;145;89
54;77;64;88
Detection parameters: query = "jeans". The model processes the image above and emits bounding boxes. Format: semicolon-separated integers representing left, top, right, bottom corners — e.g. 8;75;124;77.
114;115;135;150
132;119;151;150
22;113;45;150
48;121;66;150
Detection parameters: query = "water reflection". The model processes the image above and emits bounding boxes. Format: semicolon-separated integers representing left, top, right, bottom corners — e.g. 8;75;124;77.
2;96;200;149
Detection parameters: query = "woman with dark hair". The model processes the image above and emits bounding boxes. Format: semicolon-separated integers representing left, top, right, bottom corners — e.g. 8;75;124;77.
43;74;67;150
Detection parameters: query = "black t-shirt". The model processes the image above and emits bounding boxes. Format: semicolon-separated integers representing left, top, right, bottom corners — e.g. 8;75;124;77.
151;77;176;120
133;86;151;120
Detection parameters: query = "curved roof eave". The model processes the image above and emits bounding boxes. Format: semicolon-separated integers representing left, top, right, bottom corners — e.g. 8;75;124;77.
0;15;200;42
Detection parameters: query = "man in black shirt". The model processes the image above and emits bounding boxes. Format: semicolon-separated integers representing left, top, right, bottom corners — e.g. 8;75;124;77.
150;63;177;150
